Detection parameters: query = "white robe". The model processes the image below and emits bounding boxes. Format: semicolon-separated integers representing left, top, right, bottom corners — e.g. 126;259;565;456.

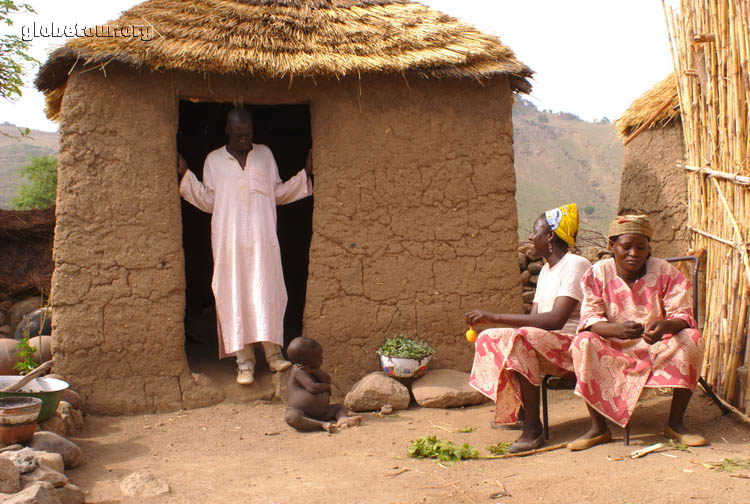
179;144;312;358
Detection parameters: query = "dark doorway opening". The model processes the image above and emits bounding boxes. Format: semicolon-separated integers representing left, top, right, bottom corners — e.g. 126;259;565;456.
177;101;313;377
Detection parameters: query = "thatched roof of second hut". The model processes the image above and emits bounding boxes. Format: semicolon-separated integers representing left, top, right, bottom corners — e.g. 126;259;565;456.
616;73;680;139
36;0;533;120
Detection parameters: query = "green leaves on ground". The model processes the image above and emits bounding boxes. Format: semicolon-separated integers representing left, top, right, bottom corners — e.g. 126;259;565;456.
486;441;512;455
407;436;478;463
715;458;750;473
12;155;57;209
377;335;434;359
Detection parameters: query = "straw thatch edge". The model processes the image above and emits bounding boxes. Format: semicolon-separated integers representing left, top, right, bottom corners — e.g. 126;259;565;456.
616;73;680;139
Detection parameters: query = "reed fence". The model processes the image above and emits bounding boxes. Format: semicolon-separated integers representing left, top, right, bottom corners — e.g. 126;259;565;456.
665;0;750;413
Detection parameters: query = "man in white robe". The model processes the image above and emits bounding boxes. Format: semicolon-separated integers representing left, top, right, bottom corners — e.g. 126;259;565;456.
177;108;313;385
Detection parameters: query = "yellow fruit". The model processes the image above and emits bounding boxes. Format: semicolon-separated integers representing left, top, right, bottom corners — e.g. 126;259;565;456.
465;327;477;343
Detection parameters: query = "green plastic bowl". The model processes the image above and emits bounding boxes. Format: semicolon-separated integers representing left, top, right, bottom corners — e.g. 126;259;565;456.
0;376;69;422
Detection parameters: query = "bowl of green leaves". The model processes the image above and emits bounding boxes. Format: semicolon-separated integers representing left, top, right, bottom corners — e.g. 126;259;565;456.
377;335;434;379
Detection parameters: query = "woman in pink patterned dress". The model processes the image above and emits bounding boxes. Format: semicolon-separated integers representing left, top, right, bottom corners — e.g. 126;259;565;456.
568;215;706;451
468;204;591;453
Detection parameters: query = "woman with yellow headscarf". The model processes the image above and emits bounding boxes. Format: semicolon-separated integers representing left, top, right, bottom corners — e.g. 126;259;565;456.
467;203;591;453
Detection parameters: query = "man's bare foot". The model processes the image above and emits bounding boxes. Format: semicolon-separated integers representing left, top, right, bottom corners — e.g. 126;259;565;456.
337;416;362;429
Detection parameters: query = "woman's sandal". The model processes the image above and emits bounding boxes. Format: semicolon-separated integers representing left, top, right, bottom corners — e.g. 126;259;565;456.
664;425;708;446
567;430;612;451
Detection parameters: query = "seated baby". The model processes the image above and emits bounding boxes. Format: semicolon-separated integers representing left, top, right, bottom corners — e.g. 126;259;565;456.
284;337;362;432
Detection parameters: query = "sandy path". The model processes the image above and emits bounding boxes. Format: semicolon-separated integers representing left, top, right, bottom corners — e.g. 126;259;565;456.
64;389;750;504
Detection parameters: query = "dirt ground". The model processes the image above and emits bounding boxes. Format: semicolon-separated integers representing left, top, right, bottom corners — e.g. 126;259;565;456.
65;370;750;504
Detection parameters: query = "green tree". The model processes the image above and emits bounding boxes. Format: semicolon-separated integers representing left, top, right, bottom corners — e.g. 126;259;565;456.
12;155;57;209
1;0;36;99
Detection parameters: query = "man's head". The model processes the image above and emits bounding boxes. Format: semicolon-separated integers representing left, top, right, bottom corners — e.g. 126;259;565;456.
287;337;323;368
225;107;253;153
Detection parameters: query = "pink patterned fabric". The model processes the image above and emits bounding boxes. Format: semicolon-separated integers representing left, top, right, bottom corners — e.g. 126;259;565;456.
469;327;575;425
571;258;705;427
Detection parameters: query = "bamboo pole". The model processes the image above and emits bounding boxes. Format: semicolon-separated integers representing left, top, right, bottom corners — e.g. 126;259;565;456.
665;0;750;413
681;164;750;185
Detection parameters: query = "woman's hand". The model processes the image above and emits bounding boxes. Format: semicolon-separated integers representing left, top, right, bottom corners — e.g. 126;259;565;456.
619;320;644;339
466;310;493;326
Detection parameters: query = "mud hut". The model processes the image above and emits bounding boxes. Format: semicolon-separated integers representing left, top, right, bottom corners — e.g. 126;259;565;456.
615;74;688;258
35;0;532;414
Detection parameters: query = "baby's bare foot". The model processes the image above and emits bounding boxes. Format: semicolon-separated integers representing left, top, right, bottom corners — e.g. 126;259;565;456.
338;416;362;429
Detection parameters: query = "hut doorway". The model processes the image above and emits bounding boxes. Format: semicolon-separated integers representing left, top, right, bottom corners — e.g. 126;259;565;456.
177;101;313;381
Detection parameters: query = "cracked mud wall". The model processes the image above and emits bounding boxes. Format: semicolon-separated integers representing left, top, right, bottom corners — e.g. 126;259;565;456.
52;67;522;412
618;124;689;258
52;65;222;414
305;76;523;391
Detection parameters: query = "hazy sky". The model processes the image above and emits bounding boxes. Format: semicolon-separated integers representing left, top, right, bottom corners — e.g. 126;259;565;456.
0;0;678;132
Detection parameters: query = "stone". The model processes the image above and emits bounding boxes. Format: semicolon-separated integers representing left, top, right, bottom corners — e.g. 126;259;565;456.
529;274;539;285
39;415;66;437
272;368;292;402
517;252;527;271
344;372;410;412
0;325;9;336
518;242;534;256
527;261;543;275
520;269;531;285
3;481;61;504
28;432;82;469
411;369;489;408
59;390;83;411
120;471;170;498
9;298;42;341
55;483;84;504
522;290;535;304
0;455;21;494
523;303;532;314
34;452;64;474
20;466;68;489
2;448;38;474
0;310;7;327
0;445;23;454
380;404;393;415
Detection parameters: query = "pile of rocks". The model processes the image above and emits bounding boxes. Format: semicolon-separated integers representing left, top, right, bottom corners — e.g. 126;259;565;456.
343;369;488;413
517;242;611;313
517;242;542;314
0;431;83;503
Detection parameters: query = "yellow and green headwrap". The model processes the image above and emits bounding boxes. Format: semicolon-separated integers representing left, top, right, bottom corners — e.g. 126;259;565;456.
544;203;579;247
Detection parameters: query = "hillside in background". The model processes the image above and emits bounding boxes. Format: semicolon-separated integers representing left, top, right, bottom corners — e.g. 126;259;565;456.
0;123;59;209
0;106;622;238
513;99;623;243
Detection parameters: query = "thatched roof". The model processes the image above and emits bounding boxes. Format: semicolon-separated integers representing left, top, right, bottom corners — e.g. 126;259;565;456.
0;207;55;296
616;73;680;139
36;0;533;121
